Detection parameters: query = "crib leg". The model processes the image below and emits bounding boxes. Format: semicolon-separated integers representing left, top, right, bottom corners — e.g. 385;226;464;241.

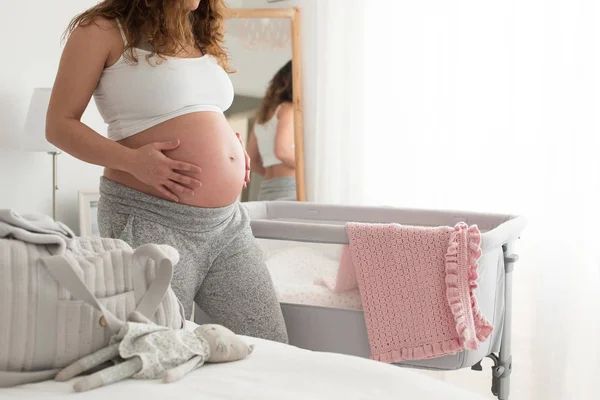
492;243;518;400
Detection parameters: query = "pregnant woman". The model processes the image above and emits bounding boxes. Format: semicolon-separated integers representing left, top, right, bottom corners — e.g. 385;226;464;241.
246;61;297;201
46;0;288;343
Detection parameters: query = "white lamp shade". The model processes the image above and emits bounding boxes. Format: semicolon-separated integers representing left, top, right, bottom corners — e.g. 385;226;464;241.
23;87;57;153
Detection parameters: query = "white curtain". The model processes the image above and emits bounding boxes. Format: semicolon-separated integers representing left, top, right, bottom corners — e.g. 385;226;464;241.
315;1;600;399
312;0;367;204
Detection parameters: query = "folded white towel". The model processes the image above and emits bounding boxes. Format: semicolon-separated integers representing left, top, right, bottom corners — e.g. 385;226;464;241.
0;209;75;254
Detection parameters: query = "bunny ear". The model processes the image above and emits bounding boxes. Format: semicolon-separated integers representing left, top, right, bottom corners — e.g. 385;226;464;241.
248;344;255;354
128;311;153;324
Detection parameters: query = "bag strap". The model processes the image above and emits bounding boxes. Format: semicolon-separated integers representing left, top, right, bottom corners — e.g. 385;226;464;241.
40;243;175;334
40;255;124;333
130;244;174;318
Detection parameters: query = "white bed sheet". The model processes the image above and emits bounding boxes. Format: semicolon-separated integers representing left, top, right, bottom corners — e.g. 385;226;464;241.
263;243;363;310
0;322;487;400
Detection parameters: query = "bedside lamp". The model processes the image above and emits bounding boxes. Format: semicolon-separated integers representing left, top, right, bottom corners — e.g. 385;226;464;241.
23;88;61;220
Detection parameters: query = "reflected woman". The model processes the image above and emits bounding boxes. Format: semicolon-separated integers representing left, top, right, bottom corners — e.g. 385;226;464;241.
247;61;296;201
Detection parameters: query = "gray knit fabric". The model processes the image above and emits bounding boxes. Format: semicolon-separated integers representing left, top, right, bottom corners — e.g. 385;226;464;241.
257;176;297;201
97;177;288;343
0;209;75;254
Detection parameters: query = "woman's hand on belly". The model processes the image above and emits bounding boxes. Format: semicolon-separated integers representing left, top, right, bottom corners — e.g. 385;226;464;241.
109;113;248;207
128;139;203;202
235;132;251;189
163;131;246;206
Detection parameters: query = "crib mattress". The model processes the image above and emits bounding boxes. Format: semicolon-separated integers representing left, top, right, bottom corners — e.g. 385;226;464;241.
264;245;363;310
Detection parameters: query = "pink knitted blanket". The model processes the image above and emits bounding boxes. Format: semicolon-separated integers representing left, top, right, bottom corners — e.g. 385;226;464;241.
318;222;493;363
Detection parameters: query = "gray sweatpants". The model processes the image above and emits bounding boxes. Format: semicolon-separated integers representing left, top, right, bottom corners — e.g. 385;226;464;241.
257;176;297;201
97;177;288;343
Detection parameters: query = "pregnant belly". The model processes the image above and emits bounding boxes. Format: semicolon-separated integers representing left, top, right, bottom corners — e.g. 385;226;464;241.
104;112;245;208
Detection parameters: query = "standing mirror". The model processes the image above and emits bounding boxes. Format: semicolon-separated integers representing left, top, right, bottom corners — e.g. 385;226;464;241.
226;8;305;202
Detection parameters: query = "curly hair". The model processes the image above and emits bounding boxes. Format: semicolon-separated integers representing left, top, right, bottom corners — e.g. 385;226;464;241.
256;60;293;124
64;0;231;71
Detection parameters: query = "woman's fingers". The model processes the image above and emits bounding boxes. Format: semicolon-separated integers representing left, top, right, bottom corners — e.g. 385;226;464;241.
154;139;181;152
152;140;202;173
236;132;252;170
155;185;180;203
164;180;194;196
169;159;202;174
234;132;251;187
170;172;202;189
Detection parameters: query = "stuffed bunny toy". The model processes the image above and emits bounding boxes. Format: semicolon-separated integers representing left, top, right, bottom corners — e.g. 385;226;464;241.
55;311;254;392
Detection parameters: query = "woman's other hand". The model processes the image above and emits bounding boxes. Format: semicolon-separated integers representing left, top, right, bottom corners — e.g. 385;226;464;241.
235;132;251;189
129;139;203;202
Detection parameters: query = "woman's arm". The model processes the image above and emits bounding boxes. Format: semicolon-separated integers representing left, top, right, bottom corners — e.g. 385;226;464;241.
246;127;265;176
46;19;134;171
274;103;296;169
46;18;201;202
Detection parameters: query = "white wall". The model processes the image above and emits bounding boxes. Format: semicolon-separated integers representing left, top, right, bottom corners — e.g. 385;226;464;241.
0;0;106;233
0;0;319;233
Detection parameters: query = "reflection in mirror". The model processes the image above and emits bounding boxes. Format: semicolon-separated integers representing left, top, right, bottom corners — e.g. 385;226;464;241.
225;17;298;202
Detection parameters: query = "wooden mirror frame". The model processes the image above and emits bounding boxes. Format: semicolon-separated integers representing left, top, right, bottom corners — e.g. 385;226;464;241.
227;8;306;201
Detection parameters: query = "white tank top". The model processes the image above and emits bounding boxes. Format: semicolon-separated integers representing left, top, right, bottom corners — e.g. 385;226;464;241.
255;105;285;168
93;20;234;141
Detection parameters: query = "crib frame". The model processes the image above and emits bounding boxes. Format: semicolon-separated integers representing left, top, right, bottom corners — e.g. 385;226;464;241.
245;201;526;400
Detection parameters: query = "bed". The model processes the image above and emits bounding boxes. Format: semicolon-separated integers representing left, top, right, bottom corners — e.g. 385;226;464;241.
203;201;526;400
0;321;489;400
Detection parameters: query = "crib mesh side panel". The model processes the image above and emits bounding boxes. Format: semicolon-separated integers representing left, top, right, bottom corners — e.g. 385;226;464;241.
275;245;505;371
244;201;524;371
400;246;505;370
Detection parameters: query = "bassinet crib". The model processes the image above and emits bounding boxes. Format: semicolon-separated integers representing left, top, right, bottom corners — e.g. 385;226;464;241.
196;201;526;400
